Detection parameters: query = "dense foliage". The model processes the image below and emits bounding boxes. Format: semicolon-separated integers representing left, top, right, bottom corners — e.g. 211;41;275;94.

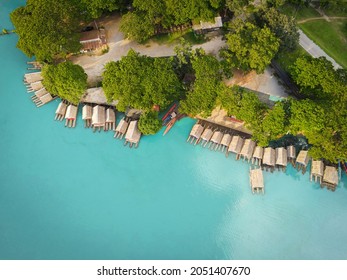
138;111;162;135
102;49;182;112
42;61;87;105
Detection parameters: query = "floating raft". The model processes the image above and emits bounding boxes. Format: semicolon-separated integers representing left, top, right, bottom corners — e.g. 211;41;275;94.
55;101;68;121
65;104;78;128
250;168;264;194
114;118;129;139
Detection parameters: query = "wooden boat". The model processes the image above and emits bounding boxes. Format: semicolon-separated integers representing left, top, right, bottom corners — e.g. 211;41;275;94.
163;117;177;135
161;103;177;121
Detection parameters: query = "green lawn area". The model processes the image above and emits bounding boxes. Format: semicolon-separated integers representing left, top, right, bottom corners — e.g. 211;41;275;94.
279;4;320;21
149;30;208;45
299;19;347;69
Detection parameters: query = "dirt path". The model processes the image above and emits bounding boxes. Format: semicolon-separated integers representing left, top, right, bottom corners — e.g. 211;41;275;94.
298;16;347;24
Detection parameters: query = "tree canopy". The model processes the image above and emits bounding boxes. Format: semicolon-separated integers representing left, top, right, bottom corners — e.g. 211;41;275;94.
138;111;162;135
102;49;182;112
42;61;87;105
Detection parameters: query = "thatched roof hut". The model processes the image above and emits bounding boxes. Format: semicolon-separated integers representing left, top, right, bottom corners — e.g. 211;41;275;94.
92;105;106;127
82;104;92;120
240;139;256;160
263;147;276;167
116;118;129;134
24;71;42;84
190;124;204;139
296;150;310;167
106;108;116;123
39;93;53;104
253;146;264;160
287;145;296;159
221;133;232;147
322;166;338;188
34;88;48;98
125;120;141;144
29;81;43;91
311;160;324;177
250;168;264;194
65;105;78;120
228;136;244;154
201;128;213;142
276;147;287;167
211;131;223;144
55;101;67;115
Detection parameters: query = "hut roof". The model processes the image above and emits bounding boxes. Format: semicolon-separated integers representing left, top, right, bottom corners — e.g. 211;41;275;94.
192;16;223;30
106;108;116;122
250;168;264;189
276;147;288;166
24;72;42;83
190;124;204;138
221;133;232;147
323;166;338;185
228;136;244;154
82;105;92;120
30;81;43;91
253;146;264;159
263;147;276;166
125;120;141;143
81;87;118;106
311;160;324;177
65;105;78;120
115;118;129;134
92;105;106;126
240;139;256;159
55;101;67;115
296;150;310;166
80;30;101;43
35;88;48;98
39;93;53;104
201;128;213;141
287;145;296;159
211;131;223;144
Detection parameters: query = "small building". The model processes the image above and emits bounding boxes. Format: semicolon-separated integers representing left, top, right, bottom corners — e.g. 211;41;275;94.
31;88;54;107
82;104;92;127
322;166;339;191
65;104;78;128
227;136;244;159
200;128;213;147
287;145;296;166
296;150;310;173
263;147;276;171
252;146;264;166
240;139;256;162
125;120;141;148
187;123;204;144
220;133;232;152
310;160;324;184
114;118;129;139
250;168;265;194
210;131;223;150
26;80;43;92
55;101;67;121
192;16;223;33
79;29;106;52
24;71;42;84
92;105;106;130
105;108;116;131
275;147;288;171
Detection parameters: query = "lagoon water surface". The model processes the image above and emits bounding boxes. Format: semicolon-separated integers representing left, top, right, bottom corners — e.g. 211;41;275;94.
1;0;347;260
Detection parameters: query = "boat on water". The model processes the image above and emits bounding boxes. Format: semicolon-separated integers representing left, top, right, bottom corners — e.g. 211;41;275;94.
163;117;177;136
343;162;347;174
163;111;177;126
161;103;177;121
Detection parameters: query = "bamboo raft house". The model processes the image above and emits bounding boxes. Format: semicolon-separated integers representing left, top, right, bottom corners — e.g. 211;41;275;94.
55;101;67;121
227;136;244;159
24;72;42;84
310;160;324;184
295;150;310;174
187;123;204;144
200;127;214;147
321;166;339;191
220;133;232;152
252;146;264;166
92;105;106;131
105;108;116;131
125;120;141;148
262;147;276;172
26;80;43;92
65;104;78;128
82;104;92;128
275;147;288;171
210;131;223;150
114;118;129;139
240;139;256;162
249;168;265;194
287;145;296;166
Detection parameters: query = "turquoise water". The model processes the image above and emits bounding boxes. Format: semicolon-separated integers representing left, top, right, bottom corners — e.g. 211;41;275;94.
1;0;347;260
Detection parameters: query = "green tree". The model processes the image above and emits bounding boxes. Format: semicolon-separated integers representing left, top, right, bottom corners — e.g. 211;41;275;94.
120;12;155;43
81;0;128;19
10;0;82;62
42;61;87;105
221;20;280;73
225;0;250;15
138;111;162;135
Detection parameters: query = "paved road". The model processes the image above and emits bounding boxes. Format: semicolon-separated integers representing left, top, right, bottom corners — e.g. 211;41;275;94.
298;29;342;69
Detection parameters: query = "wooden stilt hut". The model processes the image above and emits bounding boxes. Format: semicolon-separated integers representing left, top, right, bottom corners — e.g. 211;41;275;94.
200;128;213;147
262;147;276;172
220;133;232;152
105;108;116;131
310;160;324;184
227;136;244;159
249;168;265;194
82;104;92;128
321;166;339;191
26;80;43;92
252;146;264;166
65;104;78;128
210;131;223;150
240;139;256;162
114;118;129;139
55;101;67;121
187;123;204;144
24;72;42;84
125;120;141;148
92;105;106;131
31;88;54;107
295;150;310;174
275;147;287;171
287;145;296;166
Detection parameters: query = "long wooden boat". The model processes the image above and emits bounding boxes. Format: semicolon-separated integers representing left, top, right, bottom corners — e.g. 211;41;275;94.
161;103;177;121
163;117;177;136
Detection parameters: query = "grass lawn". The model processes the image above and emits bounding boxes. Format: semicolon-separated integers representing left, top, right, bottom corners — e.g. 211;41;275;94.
279;4;320;21
299;19;347;69
149;30;208;45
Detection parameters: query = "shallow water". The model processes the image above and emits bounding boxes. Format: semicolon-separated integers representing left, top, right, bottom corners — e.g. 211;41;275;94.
1;0;347;260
